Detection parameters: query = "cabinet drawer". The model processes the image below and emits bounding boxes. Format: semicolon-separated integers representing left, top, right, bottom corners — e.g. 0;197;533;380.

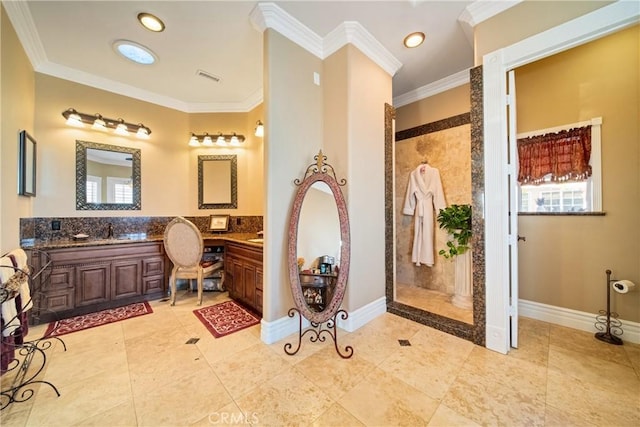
46;267;74;291
43;289;74;312
143;275;164;295
143;257;164;277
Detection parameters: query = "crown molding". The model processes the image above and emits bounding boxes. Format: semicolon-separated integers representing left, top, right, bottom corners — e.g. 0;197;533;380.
251;2;402;77
458;0;523;28
393;68;470;108
323;21;402;76
186;88;264;113
250;2;323;58
3;0;48;68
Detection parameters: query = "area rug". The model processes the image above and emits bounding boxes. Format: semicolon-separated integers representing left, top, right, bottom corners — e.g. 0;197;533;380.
44;301;153;337
193;300;260;338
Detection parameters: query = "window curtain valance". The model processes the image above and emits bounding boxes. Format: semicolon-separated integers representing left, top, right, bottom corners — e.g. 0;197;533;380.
517;125;592;185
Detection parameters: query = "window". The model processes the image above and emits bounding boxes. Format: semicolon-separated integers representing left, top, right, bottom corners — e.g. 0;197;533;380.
518;117;602;213
86;175;102;203
106;177;133;203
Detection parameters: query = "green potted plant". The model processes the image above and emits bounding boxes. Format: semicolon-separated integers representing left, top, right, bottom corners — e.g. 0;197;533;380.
437;204;472;259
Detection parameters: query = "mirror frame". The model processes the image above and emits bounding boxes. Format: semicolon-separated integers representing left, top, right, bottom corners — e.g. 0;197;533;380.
76;140;141;210
384;66;486;346
18;130;37;197
198;154;238;209
288;155;351;324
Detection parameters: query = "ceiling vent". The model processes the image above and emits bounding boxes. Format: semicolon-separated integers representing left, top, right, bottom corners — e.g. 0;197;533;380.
196;69;221;83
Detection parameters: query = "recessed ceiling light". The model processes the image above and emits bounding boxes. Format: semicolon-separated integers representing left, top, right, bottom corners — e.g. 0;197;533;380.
113;40;157;65
404;32;425;48
138;13;165;32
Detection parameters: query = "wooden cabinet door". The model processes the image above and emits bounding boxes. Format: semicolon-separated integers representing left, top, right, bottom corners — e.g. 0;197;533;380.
111;260;142;300
231;257;244;300
76;264;110;306
242;262;256;307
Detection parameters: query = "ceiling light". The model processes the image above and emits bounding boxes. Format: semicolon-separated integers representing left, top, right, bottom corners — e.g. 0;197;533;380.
113;40;156;65
254;120;264;137
137;13;165;32
62;108;151;139
403;32;425;48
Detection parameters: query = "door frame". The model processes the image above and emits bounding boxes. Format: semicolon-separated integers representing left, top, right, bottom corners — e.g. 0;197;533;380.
482;1;639;354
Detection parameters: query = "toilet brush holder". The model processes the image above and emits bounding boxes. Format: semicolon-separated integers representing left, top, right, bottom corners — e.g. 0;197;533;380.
594;269;624;345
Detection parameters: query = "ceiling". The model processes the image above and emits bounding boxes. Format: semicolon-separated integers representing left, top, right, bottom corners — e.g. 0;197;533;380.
5;1;516;113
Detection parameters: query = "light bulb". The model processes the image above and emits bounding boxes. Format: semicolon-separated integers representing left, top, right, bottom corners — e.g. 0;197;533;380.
188;134;200;147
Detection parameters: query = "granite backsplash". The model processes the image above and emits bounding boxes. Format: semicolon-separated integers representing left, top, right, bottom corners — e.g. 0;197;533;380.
20;215;263;242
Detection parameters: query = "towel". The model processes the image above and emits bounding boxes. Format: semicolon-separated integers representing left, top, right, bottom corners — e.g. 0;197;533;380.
0;256;20;337
8;249;32;311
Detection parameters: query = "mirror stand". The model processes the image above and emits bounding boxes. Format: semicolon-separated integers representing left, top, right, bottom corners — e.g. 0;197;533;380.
285;150;353;358
283;308;354;358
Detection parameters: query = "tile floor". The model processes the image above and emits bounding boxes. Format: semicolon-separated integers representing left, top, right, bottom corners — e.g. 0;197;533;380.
1;291;639;426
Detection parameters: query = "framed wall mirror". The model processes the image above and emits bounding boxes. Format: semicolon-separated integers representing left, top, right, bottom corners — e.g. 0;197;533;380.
198;155;237;209
18;130;37;197
385;66;486;345
76;140;141;210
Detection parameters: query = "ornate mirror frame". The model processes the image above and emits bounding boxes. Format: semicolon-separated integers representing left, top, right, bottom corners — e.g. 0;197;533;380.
76;140;141;210
198;154;238;209
287;151;351;324
385;66;486;345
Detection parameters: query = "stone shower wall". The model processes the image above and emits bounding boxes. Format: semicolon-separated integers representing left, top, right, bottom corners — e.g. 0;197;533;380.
395;117;472;294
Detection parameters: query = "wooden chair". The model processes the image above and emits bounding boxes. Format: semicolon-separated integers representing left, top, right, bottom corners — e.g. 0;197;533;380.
163;217;208;305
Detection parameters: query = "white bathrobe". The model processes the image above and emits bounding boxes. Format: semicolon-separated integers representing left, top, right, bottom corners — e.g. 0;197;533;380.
402;164;446;267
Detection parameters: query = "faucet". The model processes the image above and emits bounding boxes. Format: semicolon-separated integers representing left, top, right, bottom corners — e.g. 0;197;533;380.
107;223;114;239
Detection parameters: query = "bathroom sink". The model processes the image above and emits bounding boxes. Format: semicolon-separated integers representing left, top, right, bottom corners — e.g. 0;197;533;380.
247;238;264;243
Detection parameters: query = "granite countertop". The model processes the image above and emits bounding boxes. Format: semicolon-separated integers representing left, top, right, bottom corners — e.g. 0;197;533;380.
21;232;263;250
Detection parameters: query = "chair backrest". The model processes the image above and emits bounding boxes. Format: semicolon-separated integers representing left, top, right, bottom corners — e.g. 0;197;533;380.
163;217;204;268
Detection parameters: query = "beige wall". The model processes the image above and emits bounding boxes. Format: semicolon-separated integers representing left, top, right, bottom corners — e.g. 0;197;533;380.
28;74;263;219
516;25;639;322
263;29;323;322
1;5;35;253
474;0;613;65
342;45;391;312
395;84;470;132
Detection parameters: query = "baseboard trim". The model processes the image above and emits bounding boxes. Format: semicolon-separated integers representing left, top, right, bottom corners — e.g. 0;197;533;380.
260;312;309;345
260;296;386;344
337;296;387;332
519;299;640;344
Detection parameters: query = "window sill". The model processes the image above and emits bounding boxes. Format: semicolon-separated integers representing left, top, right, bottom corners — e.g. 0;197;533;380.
518;211;606;216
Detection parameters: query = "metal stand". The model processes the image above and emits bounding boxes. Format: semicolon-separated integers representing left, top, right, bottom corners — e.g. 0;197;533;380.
284;308;353;359
1;249;67;410
594;269;623;345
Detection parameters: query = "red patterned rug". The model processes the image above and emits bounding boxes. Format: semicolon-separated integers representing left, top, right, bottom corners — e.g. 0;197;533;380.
44;302;153;337
194;300;260;338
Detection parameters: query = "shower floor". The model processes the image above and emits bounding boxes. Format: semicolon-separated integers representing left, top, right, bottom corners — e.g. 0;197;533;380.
395;283;473;324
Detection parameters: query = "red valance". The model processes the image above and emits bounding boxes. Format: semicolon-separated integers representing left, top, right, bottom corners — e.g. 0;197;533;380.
517;126;592;185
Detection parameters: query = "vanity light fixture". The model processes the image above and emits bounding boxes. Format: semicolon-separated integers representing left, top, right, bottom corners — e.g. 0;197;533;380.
188;132;246;147
403;32;425;48
62;108;152;139
254;120;264;137
137;13;165;32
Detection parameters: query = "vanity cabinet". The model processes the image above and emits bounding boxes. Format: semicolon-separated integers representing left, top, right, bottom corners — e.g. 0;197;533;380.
33;242;165;323
225;241;263;315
